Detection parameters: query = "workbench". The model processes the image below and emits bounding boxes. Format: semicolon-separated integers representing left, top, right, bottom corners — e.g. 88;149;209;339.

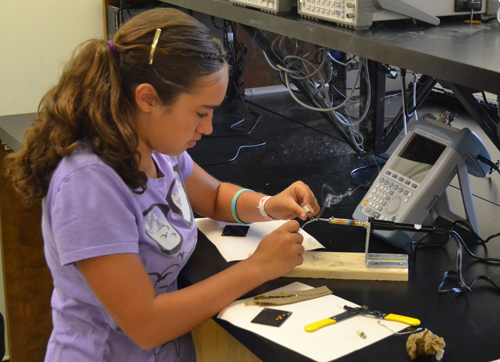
183;216;500;362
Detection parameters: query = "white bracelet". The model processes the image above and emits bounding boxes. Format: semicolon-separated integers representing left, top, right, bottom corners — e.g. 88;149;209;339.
257;196;274;221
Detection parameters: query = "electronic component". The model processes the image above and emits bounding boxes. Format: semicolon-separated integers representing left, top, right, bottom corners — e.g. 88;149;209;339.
221;225;250;237
229;0;294;14
251;308;292;327
297;0;499;29
353;115;490;249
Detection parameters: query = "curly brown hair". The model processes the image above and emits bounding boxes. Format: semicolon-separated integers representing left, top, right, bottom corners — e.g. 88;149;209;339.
6;8;226;206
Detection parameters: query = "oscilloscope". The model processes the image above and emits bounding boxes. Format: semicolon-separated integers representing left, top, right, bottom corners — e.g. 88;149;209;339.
352;116;491;249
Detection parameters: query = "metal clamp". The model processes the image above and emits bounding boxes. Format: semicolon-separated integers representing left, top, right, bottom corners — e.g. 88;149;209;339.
364;222;408;268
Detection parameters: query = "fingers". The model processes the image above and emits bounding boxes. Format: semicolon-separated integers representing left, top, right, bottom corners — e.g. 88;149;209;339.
281;219;301;233
283;221;305;257
292;181;320;219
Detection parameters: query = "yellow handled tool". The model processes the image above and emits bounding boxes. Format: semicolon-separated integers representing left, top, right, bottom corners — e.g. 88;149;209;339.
305;310;354;332
305;305;420;332
383;313;420;326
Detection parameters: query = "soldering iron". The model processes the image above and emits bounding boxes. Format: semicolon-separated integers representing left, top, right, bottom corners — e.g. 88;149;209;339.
310;216;442;234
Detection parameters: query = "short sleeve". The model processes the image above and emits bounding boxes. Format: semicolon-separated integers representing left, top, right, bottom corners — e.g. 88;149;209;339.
50;165;140;266
174;152;194;181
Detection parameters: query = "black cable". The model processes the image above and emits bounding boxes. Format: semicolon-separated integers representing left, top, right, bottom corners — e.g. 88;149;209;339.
119;0;132;25
411;221;500;294
437;230;500;294
481;91;495;112
193;18;264;167
477;154;500;175
349;162;387;188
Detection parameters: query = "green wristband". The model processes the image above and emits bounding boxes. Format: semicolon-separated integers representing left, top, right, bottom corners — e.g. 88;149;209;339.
231;189;252;224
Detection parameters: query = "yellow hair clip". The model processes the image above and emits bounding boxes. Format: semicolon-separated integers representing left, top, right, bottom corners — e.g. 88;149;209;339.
149;28;162;65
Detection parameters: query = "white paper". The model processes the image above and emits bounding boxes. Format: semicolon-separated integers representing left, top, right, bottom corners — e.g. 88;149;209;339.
196;218;325;262
217;282;409;362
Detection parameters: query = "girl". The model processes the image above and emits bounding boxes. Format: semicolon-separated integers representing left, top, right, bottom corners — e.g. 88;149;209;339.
7;8;319;362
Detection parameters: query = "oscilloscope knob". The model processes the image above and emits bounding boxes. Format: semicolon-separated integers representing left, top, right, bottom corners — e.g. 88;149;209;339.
386;196;401;214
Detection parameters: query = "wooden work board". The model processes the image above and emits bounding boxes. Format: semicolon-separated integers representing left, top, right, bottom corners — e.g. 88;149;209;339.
284;251;408;281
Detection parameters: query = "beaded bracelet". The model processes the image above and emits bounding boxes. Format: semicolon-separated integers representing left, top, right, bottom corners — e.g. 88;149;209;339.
258;196;274;221
231;189;253;224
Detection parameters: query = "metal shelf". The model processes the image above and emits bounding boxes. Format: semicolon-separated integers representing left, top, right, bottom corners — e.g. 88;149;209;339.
160;0;500;95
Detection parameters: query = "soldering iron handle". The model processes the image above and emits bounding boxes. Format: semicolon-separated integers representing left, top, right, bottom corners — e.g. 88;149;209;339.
368;218;436;233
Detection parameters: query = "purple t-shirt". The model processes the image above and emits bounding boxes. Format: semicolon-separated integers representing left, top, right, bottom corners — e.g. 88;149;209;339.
42;144;197;362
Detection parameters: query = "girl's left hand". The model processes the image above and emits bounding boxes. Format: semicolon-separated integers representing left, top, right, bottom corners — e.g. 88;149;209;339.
264;181;320;221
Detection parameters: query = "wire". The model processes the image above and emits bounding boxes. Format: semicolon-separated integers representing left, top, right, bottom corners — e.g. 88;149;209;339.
192;18;265;167
349;162;387;188
400;69;408;134
258;34;370;153
437;230;500;294
196;141;267;166
412;221;500;294
477;154;500;175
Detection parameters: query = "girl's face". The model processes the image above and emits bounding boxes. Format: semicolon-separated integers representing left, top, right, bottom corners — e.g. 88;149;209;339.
137;63;229;157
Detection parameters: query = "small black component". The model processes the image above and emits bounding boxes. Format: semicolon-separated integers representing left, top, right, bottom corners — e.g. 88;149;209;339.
221;225;250;237
251;308;292;327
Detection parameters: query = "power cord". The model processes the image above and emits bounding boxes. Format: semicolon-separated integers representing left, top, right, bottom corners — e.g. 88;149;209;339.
412;220;500;294
477;154;500;175
255;32;370;153
190;19;265;166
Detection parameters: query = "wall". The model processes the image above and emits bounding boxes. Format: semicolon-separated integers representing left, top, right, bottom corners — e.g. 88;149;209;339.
0;0;104;116
0;1;103;359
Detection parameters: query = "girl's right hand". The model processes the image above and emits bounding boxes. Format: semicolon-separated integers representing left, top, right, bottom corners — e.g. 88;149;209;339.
249;220;304;282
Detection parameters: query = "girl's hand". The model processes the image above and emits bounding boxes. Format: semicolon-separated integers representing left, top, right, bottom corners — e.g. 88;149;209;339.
249;220;304;281
264;181;320;221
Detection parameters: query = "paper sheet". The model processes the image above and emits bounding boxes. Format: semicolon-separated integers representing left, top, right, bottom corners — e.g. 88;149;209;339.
196;218;325;262
218;282;408;362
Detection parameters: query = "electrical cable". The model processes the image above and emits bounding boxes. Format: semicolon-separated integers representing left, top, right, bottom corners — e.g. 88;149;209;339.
256;33;370;153
400;69;408;134
189;18;266;167
411;220;500;294
349;161;387;188
196;140;267;167
437;230;500;294
477;154;500;175
413;73;419;121
119;0;132;25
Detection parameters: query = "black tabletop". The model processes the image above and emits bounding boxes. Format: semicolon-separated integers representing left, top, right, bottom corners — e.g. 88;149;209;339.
180;215;500;362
